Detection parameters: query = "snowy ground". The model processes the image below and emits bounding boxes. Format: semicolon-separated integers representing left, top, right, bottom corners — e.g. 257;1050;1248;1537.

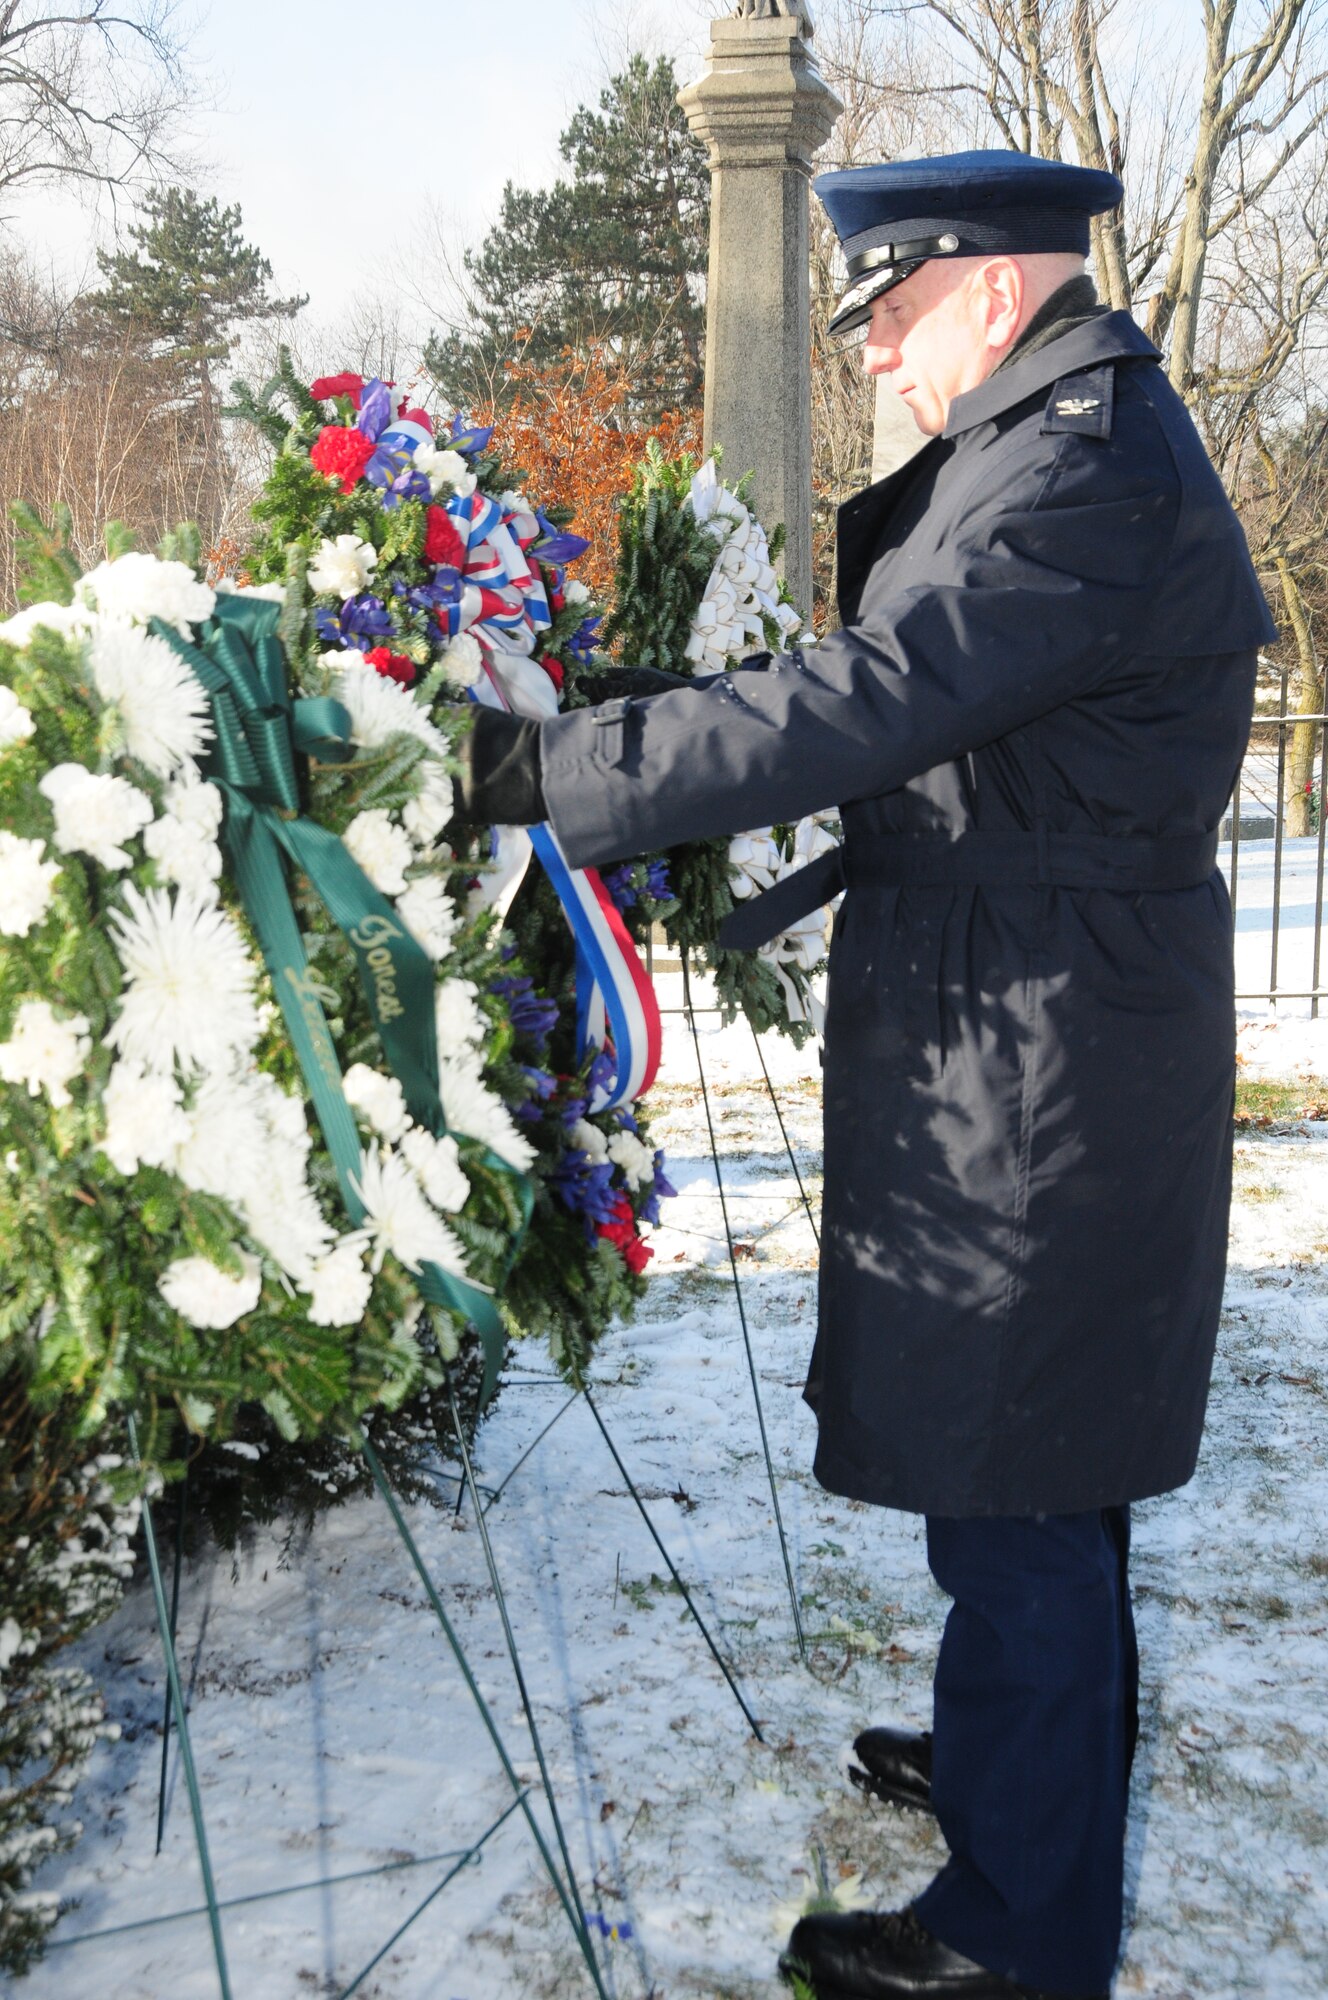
18;974;1328;2000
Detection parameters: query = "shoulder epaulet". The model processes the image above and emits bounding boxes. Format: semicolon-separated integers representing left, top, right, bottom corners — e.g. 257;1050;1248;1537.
1041;360;1115;440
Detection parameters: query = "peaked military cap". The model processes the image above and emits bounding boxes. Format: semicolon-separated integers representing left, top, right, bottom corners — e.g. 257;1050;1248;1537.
814;150;1124;336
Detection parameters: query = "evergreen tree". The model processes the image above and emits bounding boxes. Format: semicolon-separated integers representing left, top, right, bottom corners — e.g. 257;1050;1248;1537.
90;187;306;405
425;55;708;426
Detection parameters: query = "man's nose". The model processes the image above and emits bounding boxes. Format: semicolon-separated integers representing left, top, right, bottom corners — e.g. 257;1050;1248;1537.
862;340;902;377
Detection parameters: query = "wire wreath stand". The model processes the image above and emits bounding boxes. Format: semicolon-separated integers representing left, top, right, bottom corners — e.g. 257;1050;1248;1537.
44;946;823;1998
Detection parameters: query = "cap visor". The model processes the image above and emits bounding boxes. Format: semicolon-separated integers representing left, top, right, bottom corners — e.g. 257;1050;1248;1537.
827;261;921;337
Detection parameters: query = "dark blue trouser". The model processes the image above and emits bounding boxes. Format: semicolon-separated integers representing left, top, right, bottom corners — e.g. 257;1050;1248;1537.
912;1508;1138;1996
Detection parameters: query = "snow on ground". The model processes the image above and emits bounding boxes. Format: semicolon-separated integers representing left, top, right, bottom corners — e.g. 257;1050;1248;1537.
18;972;1328;2000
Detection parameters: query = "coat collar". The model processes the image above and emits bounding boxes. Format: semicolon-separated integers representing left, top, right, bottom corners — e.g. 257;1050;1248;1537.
942;310;1159;438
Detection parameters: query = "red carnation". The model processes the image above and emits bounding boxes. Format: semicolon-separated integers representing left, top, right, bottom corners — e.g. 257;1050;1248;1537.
364;646;417;688
597;1194;652;1272
310;372;366;406
549;586;566;613
539;653;565;693
310;425;376;494
424;504;466;569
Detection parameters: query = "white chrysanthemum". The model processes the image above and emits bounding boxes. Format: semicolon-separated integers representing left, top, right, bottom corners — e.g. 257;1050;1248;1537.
171;1069;268;1204
437;1053;536;1170
305;1240;374;1326
414;446;476;497
159;1252;261;1330
401;760;455;846
608;1127;655;1189
0;1000;90;1108
396;875;459;961
0;831;60;936
308;534;380;598
330;652;448;756
437;632;484;689
0;685;35;746
343;1062;410;1142
401;1125;470;1213
79;553;215;635
170;1069;329;1278
242;1134;334;1279
0;599;94;647
344;809;413;895
89;620;213;777
39;763;153;871
564;579;590;607
107;885;261;1076
355;1145;469;1276
434;977;485;1051
568;1117;609;1162
99;1061;190;1176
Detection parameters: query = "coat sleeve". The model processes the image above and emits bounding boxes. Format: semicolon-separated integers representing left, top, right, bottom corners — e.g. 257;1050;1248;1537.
540;423;1182;869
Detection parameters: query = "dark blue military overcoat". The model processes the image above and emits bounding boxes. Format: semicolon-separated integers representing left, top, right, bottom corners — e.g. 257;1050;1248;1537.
540;311;1277;1517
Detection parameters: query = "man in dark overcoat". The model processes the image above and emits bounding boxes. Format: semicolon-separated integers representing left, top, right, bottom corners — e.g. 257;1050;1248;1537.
460;152;1276;2000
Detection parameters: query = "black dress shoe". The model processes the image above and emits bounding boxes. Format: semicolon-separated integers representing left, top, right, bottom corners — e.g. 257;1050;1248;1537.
848;1726;934;1814
778;1906;1108;1999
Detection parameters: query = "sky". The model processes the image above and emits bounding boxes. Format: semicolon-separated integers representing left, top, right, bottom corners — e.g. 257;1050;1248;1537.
7;0;720;351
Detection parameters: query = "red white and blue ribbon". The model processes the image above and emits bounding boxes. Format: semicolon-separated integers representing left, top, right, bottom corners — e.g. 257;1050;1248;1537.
469;662;661;1113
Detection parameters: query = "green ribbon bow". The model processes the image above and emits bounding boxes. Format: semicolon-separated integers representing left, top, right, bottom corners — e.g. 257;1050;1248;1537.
152;592;531;1405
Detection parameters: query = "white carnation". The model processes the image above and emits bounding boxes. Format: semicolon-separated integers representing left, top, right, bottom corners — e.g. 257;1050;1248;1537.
89;619;213;777
437;632;484;689
355;1144;469;1276
308;534;380;598
305;1241;374;1326
331;653;448;756
434;977;486;1051
0;685;35;746
437;1052;536;1170
0;831;60;936
344;809;413;895
401;1125;470;1213
170;1069;330;1280
564;579;590;606
608;1127;655;1189
0;1000;91;1109
0;600;94;647
99;1061;190;1175
414;446;476;498
395;875;459;961
343;1062;410;1142
159;1252;261;1330
144;812;223;900
568;1117;609;1162
171;1069;269;1205
39;763;153;870
401;760;455;846
163;772;223;837
215;577;287;603
79;553;215;635
107;885;261;1076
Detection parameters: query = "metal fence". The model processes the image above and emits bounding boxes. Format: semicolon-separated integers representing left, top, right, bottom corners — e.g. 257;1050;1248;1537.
1227;661;1328;1015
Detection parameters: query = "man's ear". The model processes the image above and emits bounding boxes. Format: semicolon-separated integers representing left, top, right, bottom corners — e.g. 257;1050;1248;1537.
980;257;1025;353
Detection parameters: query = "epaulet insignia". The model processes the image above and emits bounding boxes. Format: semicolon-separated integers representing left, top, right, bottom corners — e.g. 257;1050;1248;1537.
1041;361;1115;440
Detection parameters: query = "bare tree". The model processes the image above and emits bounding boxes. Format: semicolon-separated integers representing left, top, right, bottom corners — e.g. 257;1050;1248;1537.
0;2;194;220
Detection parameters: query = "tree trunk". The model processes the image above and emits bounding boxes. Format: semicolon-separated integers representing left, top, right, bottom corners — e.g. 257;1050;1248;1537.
1278;557;1321;836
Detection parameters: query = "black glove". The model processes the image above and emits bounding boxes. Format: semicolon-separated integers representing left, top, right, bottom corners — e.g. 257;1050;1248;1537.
457;707;546;825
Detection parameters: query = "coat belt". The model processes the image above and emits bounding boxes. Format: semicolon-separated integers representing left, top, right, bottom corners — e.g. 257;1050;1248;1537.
718;828;1222;951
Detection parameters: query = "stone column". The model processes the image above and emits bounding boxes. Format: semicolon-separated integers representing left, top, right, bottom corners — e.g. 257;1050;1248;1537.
678;11;841;623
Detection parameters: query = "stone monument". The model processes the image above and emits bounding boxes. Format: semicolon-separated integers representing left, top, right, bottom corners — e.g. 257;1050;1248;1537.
678;3;841;622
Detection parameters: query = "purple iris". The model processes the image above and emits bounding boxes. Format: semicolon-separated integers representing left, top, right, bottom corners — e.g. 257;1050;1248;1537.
490;974;559;1047
566;614;602;666
340;593;395;646
560;1096;589;1127
644;859;673;901
641;1149;676;1226
391;570;464;615
532;508;590;569
552;1150;620;1237
588;1045;618;1099
370;460;431;509
449;413;495;456
602;863;638;914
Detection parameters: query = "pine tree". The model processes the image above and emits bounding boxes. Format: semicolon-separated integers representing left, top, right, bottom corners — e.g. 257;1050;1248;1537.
90;187;306;411
425;56;708;427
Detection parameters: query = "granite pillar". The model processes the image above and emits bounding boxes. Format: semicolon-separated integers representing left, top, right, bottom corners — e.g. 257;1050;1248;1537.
678;13;841;623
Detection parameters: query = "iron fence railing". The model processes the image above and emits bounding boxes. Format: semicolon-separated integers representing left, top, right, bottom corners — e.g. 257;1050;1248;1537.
1226;661;1328;1015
